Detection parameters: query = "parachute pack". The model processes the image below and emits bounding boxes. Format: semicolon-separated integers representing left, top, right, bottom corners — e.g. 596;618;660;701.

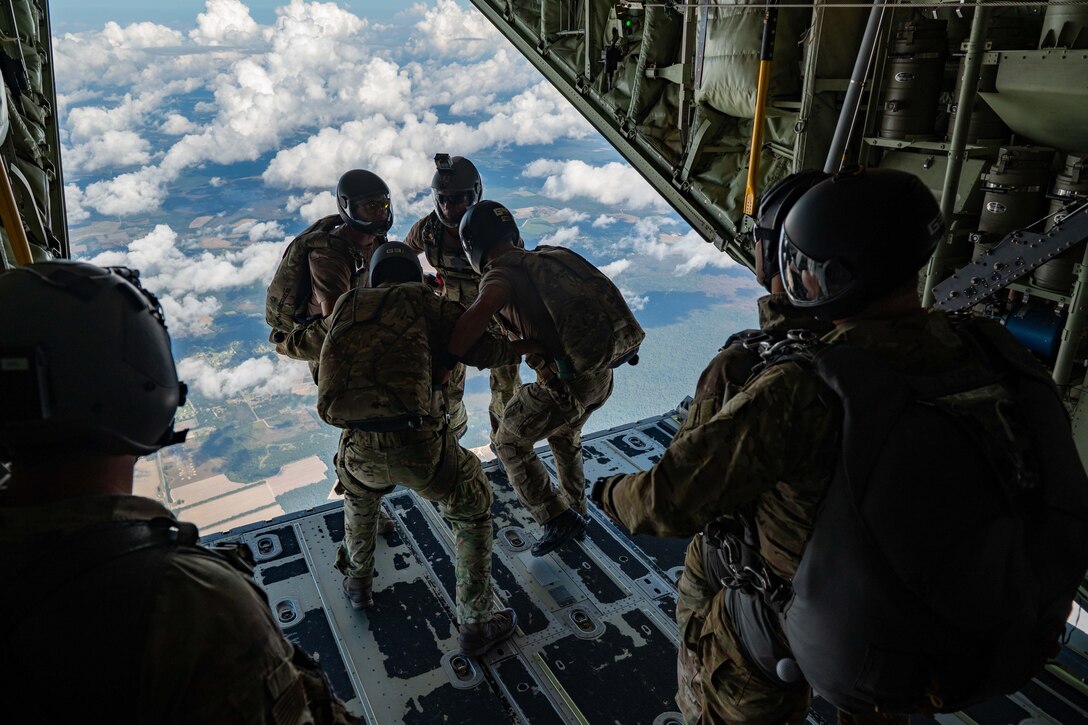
317;283;434;431
721;318;1088;714
265;215;356;335
493;246;644;377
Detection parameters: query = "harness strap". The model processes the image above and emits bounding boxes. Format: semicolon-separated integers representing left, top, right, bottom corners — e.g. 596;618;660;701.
4;517;199;624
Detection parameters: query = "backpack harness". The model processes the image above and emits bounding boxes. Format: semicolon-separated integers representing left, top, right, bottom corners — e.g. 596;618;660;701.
419;214;476;284
698;317;1088;713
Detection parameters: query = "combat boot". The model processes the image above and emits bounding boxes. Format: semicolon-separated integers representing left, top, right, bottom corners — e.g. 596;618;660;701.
342;576;373;609
378;508;395;535
572;498;588;541
458;608;518;658
530;509;586;556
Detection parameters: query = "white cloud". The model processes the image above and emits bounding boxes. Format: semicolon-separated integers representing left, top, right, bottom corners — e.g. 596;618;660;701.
620;216;737;275
82;166;171;216
160;293;222;337
63;82;202;175
85;223;284;296
102;21;184;49
54;22;200;92
64;184;90;224
177;355;310;398
296;191;337;224
523;159;670;212
161;113;198;135
593;214;617;228
239;220;286;242
477;82;592;145
599;258;631;279
190;0;261;46
621;287;649;312
65;129;152;172
409;0;505;59
539;225;580;247
551;208;589;223
63;0;378;215
263;81;589;203
598;258;643;308
209;176;226;187
406;48;538;112
674;231;740;274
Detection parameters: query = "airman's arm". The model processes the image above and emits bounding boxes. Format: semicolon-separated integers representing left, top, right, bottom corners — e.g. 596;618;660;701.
594;364;837;537
402;218;427;254
309;249;355;317
447;281;510;364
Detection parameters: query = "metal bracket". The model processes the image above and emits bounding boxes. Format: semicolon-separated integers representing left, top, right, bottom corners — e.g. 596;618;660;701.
933;201;1088;312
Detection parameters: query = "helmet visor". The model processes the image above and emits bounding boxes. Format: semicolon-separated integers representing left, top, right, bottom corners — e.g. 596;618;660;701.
433;189;479;227
347;194;391;225
779;232;856;308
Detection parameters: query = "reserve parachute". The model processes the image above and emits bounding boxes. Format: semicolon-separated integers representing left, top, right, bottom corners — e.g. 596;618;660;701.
265;215;356;336
317;283;433;430
492;245;644;377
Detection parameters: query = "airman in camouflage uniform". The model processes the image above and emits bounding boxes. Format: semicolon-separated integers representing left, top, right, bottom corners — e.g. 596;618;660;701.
449;202;618;557
596;312;964;725
323;243;533;655
270;170;394;534
273;170;392;367
0;262;354;724
1;497;356;724
404;155;522;442
591;170;925;725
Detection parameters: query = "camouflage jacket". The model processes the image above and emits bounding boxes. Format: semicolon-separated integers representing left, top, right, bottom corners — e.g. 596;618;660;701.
319;282;519;432
599;309;974;581
680;294;830;433
403;212;480;304
0;494;354;724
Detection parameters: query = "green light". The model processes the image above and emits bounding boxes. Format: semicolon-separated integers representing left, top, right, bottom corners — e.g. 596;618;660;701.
625;20;632;27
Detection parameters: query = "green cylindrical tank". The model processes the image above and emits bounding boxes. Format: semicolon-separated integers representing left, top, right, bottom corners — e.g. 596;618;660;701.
973;146;1055;261
946;58;1006;143
879;19;948;140
1033;154;1088;291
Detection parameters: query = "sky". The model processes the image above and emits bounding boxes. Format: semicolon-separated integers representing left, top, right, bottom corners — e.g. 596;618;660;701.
51;0;761;444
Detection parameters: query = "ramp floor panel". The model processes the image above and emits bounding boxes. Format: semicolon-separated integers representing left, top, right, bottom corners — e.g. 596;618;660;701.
208;410;1088;724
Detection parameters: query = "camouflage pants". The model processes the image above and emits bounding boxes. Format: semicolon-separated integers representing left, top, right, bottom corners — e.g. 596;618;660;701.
494;369;613;525
445;362;522;443
676;536;907;725
333;427;496;624
488;363;522;445
448;363;469;440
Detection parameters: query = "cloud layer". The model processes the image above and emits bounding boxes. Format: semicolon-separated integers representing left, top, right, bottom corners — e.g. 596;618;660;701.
59;1;591;218
60;1;739;407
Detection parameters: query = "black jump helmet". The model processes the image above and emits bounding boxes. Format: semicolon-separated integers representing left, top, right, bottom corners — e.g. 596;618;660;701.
368;241;424;287
754;169;831;291
431;154;483;229
459;200;519;275
337;169;393;235
779;167;944;320
0;261;188;456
